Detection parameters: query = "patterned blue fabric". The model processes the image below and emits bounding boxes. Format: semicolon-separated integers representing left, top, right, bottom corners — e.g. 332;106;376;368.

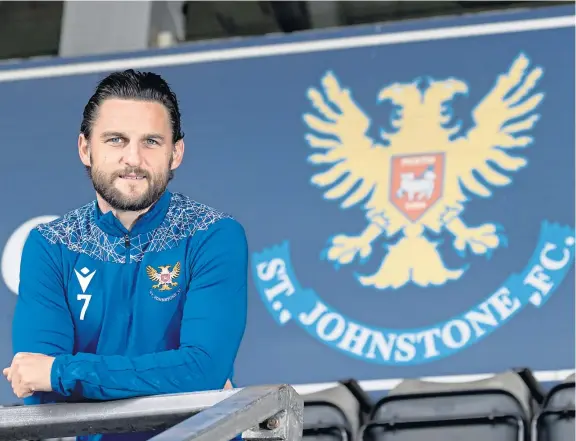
12;190;248;441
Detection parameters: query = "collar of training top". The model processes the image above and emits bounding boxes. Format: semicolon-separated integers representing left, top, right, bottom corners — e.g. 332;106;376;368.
93;190;172;237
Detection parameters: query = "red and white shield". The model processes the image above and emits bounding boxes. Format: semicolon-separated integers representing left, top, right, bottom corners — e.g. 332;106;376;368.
160;273;171;283
390;153;445;222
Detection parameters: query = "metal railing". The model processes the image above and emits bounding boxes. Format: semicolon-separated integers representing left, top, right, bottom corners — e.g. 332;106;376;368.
0;384;303;441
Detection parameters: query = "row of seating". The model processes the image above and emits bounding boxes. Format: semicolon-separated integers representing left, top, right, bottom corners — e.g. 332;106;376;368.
300;370;575;441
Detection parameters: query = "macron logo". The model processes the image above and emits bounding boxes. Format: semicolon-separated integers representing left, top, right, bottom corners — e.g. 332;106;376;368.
74;267;96;293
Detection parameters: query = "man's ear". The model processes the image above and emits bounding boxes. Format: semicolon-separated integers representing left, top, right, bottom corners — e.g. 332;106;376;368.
170;139;185;170
78;134;91;167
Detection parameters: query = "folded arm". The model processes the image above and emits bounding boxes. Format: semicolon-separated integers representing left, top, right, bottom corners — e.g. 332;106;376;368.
12;218;248;402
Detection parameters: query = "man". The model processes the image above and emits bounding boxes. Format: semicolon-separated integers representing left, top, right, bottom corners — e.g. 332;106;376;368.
4;70;248;440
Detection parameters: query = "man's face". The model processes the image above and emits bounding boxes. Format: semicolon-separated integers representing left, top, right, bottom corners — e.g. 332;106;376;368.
79;99;184;211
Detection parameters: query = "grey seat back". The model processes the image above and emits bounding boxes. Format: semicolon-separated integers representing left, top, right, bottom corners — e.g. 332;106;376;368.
534;372;575;441
302;384;361;441
361;371;531;441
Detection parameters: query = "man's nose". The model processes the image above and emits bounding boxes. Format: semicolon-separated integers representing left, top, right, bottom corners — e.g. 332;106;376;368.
122;143;143;167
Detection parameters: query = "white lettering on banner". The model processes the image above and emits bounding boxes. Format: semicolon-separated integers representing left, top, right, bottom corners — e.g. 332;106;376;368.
464;303;499;338
488;287;521;320
253;231;574;364
337;321;372;356
365;332;397;361
415;328;441;359
256;258;296;324
1;215;59;295
393;333;417;362
524;239;574;306
299;301;326;326
256;259;295;301
540;242;571;270
442;320;472;349
316;312;346;341
295;287;525;363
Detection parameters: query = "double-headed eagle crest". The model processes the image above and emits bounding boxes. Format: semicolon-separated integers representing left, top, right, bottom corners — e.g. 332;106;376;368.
303;53;543;290
146;262;181;291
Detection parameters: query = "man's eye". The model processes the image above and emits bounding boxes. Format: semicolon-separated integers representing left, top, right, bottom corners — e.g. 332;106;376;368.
145;139;159;146
108;137;122;144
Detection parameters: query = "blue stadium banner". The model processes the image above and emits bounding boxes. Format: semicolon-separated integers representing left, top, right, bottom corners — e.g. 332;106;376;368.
0;4;573;404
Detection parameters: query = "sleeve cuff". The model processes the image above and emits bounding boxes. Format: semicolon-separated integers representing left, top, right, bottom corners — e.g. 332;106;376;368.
50;354;71;396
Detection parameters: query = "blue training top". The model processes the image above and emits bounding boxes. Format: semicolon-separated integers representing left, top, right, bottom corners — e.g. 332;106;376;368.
12;190;248;440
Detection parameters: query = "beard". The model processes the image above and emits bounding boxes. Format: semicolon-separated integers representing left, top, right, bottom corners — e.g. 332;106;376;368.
87;159;174;211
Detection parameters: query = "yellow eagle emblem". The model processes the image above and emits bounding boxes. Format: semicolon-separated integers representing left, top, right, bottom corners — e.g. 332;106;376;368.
146;262;181;291
304;53;543;290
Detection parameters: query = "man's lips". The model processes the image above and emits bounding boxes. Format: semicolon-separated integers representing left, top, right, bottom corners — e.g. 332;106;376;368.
118;173;146;180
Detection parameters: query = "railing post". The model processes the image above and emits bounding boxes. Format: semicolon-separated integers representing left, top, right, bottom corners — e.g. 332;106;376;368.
243;387;303;440
150;384;303;441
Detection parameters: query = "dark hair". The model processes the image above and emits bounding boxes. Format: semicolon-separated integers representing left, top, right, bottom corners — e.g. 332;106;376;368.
80;69;184;143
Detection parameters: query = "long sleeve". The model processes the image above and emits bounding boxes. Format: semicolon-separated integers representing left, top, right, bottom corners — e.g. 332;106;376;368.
12;228;75;404
50;217;248;400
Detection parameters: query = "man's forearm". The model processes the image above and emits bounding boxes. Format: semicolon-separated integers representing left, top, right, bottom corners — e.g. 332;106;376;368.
51;348;234;400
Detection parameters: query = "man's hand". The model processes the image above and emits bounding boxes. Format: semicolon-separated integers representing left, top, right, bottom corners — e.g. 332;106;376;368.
2;352;55;398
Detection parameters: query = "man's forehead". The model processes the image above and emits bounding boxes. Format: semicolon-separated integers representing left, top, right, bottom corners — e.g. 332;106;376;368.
92;98;171;133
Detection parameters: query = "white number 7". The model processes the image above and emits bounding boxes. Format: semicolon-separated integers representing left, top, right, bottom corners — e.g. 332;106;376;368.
77;294;92;321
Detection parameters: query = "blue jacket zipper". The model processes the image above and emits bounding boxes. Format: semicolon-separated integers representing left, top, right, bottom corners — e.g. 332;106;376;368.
124;234;131;264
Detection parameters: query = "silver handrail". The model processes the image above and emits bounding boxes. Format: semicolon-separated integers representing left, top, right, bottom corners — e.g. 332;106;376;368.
0;384;303;441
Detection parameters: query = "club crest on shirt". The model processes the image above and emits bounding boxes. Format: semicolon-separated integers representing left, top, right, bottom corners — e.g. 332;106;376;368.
146;262;182;302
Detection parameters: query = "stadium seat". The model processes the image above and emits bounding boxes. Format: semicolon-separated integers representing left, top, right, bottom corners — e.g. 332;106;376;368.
532;372;575;441
302;381;370;441
359;371;534;441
